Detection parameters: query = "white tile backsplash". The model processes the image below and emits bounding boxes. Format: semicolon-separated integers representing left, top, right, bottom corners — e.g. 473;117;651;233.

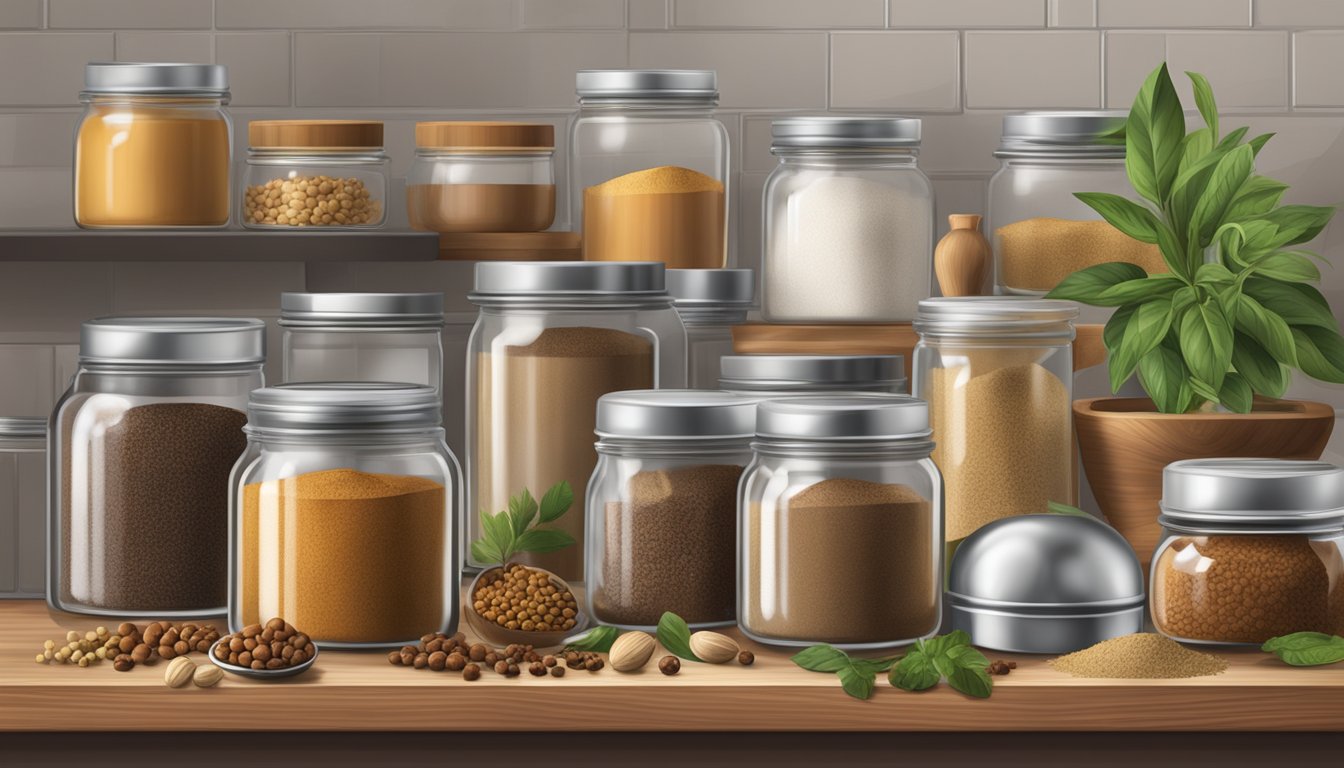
1097;0;1252;29
49;0;213;30
674;0;886;29
888;0;1045;28
964;31;1102;108
829;31;961;111
0;0;42;29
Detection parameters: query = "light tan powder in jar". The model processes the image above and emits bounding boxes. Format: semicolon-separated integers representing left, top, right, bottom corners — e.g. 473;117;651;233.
1049;633;1229;679
997;218;1167;292
582;166;726;269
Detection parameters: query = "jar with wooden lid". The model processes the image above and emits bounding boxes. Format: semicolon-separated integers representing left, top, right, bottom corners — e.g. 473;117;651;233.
74;62;231;228
241;120;388;229
406;122;556;233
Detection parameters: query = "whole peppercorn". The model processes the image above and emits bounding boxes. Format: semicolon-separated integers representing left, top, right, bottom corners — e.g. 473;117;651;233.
738;651;755;666
113;654;134;672
413;653;429;669
428;651;447;671
543;654;558;668
463;663;481;681
550;665;565;678
659;656;680;676
506;663;521;678
446;653;466;672
468;643;488;662
529;662;547;677
584;656;604;672
494;660;510;675
387;650;402;666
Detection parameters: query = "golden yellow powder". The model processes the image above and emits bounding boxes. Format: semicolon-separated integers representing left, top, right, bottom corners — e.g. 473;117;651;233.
588;165;724;196
997;217;1167;292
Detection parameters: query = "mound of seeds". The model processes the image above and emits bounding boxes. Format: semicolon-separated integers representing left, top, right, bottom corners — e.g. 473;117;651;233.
34;622;219;670
213;618;313;670
389;632;602;680
244;175;381;227
1048;633;1229;679
473;564;579;632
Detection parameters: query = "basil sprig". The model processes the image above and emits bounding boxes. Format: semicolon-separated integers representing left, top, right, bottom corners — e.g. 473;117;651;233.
470;480;575;565
1262;632;1344;666
792;645;898;700
793;632;994;700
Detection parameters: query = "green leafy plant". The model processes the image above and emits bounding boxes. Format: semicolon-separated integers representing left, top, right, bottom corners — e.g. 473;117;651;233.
563;625;621;653
1046;62;1342;413
656;611;702;662
1262;632;1344;666
791;644;900;700
889;631;993;699
470;481;575;566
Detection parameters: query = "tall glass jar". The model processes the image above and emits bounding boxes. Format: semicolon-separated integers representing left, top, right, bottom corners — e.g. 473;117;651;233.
74;62;231;228
466;262;687;580
988;111;1167;296
280;292;444;390
719;354;906;395
0;418;46;598
241;120;387;229
667;269;753;389
51;317;265;617
230;383;460;649
570;69;729;268
762;117;933;324
1151;459;1344;645
407;122;556;233
913;298;1077;550
587;390;756;629
740;395;942;649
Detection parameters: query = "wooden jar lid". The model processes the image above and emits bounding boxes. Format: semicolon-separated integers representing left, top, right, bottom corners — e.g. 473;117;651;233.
437;231;581;261
248;120;384;149
415;121;555;151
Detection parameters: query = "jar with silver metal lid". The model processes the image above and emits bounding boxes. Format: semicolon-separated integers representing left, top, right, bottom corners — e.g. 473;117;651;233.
1151;459;1344;645
242;120;388;229
586;390;756;629
230;383;460;649
51;317;265;617
75;62;232;228
762;116;933;324
465;261;687;580
739;395;942;649
719;354;907;395
0;418;46;598
668;269;754;389
280;292;445;390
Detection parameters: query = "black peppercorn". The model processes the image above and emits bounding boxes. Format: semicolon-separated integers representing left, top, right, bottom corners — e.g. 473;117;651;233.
659;655;680;676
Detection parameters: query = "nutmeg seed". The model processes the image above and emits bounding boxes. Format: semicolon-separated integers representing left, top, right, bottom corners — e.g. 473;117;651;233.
688;631;739;664
163;656;195;688
193;665;224;688
608;631;656;673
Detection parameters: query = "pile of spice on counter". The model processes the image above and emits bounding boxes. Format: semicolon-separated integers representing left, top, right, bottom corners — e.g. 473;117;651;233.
213;618;314;671
389;631;604;680
473;563;580;634
1048;633;1228;679
34;621;219;670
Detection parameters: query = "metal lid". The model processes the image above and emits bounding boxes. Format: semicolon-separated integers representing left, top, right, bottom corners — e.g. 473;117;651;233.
80;317;265;366
996;111;1126;158
279;293;445;327
755;394;929;442
666;269;754;307
595;389;757;440
471;261;667;298
576;69;717;100
914;297;1078;338
83;62;228;96
246;382;442;433
1160;459;1344;528
772;116;921;149
720;355;905;393
0;417;46;439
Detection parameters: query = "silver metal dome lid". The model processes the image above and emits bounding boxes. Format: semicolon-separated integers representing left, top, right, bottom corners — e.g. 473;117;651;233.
80;317;265;366
245;383;442;432
84;62;229;96
995;111;1126;158
595;389;757;440
1160;459;1344;528
914;297;1078;338
576;69;717;100
772;116;921;149
666;269;754;307
0;417;47;439
755;394;929;442
279;292;445;327
720;355;905;393
471;261;667;299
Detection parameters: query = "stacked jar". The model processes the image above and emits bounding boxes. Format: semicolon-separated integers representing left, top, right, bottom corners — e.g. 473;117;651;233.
0;418;46;598
667;269;754;389
280;292;445;390
719;354;906;395
241;120;388;229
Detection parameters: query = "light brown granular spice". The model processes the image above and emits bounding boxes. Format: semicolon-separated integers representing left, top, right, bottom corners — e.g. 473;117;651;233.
1049;633;1229;679
582;166;726;269
997;217;1167;292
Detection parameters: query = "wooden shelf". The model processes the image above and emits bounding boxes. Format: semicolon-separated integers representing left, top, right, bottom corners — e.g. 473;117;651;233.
0;230;439;261
3;600;1342;732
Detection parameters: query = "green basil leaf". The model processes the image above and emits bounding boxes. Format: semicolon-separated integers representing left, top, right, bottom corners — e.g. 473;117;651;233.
1293;326;1344;384
1138;345;1194;414
656;612;701;662
1231;332;1289;399
947;665;994;699
1218;125;1250;150
1187;70;1219;140
1188;376;1222;403
1045;262;1148;305
1247;132;1275;156
1263;632;1337;653
1155;219;1191;280
931;652;956;680
837;663;878;700
945;643;991;671
1177;127;1213;175
1103;303;1137;354
1111;299;1175;394
851;657;900;675
1262;204;1336;246
1126;63;1186;205
791;644;850;673
470;538;504;567
1254;251;1321;283
480;508;515;559
1224;176;1288;222
1194;262;1236;286
1190;144;1254;248
1048;501;1092;517
514;528;576;554
564;625;621;653
1236;294;1298;366
1179;297;1234;391
508;487;539;538
1244;278;1336;329
538;480;574;524
1218;371;1253;413
940;630;973;649
1073;192;1160;243
1096;275;1182;305
889;652;940;693
1261;633;1344;667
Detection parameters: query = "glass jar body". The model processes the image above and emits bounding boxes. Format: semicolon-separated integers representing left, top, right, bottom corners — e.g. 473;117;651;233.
0;427;46;598
282;325;444;390
680;309;746;390
241;150;388;229
406;149;555;233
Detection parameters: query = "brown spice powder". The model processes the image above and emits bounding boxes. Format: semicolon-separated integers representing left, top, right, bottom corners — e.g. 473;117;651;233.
407;183;555;233
582;165;726;269
997;217;1167;292
1049;633;1229;679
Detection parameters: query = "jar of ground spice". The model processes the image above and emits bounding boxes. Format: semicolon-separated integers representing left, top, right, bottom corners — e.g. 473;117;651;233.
51;317;265;617
587;390;756;629
740;395;943;650
1151;459;1344;646
466;262;687;581
406;122;555;233
231;383;461;649
667;269;754;390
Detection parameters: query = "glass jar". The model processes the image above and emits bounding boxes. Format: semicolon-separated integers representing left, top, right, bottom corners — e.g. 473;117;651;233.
241;120;387;229
667;269;753;390
230;383;460;649
1;419;46;598
719;354;906;395
74;62;231;228
988;111;1167;295
571;69;729;268
740;395;942;649
913;298;1077;550
280;292;444;389
466;262;687;580
1151;459;1344;646
407;122;556;233
51;317;265;617
762;117;933;324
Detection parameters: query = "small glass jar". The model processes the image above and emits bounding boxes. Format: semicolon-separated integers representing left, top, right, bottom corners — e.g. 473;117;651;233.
407;122;555;233
988;111;1166;295
586;390;756;629
51;317;265;617
280;292;444;389
762;117;933;323
1151;459;1344;646
230;383;460;649
571;70;729;268
241;120;387;229
466;262;688;581
667;269;754;390
719;354;907;395
0;419;46;598
740;395;943;649
913;298;1077;549
74;62;232;228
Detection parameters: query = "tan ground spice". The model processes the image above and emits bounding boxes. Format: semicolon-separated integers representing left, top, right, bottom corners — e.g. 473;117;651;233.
1049;633;1229;679
997;217;1167;292
582;165;726;269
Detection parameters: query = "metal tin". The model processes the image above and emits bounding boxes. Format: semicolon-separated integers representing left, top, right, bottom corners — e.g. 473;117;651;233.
914;297;1078;339
576;69;717;101
279;292;445;327
772;116;921;149
754;395;930;442
470;261;667;298
995;111;1127;159
948;514;1145;653
83;62;228;96
720;355;906;394
245;382;442;433
595;389;756;440
79;317;265;366
1159;459;1344;531
666;269;754;308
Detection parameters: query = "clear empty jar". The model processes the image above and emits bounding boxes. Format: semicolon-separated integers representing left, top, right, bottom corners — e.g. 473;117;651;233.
719;354;906;395
667;269;753;389
280;292;445;390
407;122;556;233
241;120;387;229
0;419;46;598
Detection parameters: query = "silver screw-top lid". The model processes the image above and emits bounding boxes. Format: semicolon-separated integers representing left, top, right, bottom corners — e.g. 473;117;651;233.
996;111;1126;158
83;62;229;96
595;389;757;440
720;355;905;393
755;394;930;442
471;261;667;298
1161;459;1344;528
279;292;445;327
914;297;1078;338
80;317;265;366
245;382;442;433
0;417;47;439
772;116;921;149
576;69;717;100
666;269;754;307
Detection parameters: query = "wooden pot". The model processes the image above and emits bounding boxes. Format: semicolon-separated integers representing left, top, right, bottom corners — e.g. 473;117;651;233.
1073;397;1336;570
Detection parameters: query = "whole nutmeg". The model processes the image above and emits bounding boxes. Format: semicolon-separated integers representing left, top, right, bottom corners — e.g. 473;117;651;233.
688;631;739;664
163;656;195;688
608;630;656;673
658;655;680;676
193;665;224;688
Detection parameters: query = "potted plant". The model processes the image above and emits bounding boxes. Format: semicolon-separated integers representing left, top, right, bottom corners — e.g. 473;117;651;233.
1048;63;1341;565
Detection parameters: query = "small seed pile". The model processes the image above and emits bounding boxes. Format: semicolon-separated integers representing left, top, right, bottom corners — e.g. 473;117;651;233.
473;564;580;632
34;621;219;670
244;175;381;227
1048;633;1229;679
388;632;604;680
988;660;1017;676
213;618;313;671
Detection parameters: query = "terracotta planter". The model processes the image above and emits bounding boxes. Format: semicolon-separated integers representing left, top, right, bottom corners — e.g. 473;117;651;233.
1073;397;1335;569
